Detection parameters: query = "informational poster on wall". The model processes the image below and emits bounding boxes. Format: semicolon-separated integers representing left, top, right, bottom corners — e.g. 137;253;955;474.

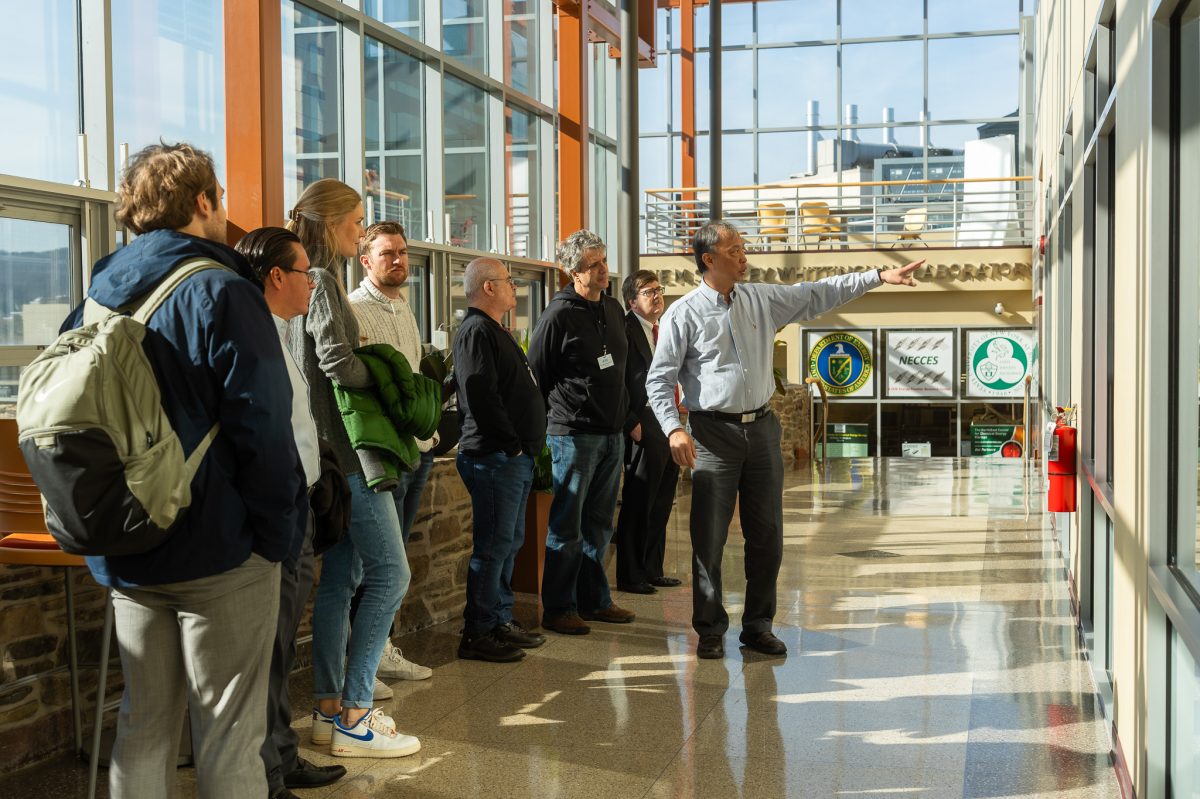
885;330;955;398
806;330;875;397
817;423;871;458
970;424;1025;457
965;329;1038;397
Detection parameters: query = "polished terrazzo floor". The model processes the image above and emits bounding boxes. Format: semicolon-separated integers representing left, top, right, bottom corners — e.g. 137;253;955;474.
4;458;1120;798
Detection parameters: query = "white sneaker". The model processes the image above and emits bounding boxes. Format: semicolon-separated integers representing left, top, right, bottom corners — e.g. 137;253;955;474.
330;708;421;758
377;645;433;681
373;677;394;701
311;707;336;745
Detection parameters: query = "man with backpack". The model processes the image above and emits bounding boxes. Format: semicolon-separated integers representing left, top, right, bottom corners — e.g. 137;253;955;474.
53;143;305;799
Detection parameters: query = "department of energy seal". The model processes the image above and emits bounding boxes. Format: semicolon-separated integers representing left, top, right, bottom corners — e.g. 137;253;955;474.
808;332;872;395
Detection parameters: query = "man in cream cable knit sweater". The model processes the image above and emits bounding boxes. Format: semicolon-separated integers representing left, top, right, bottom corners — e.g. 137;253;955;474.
348;221;436;682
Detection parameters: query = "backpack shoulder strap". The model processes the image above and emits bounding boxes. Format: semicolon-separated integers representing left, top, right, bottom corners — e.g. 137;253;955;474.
131;258;230;324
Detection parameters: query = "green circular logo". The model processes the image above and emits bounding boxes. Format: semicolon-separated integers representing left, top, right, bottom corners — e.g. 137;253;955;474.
972;336;1029;391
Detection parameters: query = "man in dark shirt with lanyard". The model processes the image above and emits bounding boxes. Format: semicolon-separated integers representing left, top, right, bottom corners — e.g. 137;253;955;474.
454;257;548;662
529;230;637;635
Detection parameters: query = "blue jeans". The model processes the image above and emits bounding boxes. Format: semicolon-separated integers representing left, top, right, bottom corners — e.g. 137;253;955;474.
311;472;410;708
392;450;434;545
457;451;534;637
542;433;623;618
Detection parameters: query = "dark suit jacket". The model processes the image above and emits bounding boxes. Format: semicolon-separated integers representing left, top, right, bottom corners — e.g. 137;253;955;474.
623;311;667;443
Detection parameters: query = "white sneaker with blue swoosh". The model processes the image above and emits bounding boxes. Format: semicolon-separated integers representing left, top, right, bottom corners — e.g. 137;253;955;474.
330;708;421;758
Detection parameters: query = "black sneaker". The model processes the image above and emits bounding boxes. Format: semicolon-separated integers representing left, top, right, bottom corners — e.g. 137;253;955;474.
458;631;525;662
494;621;546;648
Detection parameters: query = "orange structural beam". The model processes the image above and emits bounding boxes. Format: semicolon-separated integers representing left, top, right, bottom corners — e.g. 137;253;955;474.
557;4;589;241
223;0;284;244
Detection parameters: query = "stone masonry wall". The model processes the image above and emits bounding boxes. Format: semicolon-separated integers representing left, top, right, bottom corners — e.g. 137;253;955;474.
1;399;807;775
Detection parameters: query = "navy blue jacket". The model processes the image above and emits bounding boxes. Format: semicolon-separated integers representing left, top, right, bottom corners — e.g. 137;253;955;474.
62;230;305;588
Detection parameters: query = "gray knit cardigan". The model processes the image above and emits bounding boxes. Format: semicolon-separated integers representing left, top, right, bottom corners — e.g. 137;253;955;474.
288;264;372;476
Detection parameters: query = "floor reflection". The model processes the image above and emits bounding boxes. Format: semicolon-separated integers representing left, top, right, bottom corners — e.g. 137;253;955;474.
0;458;1120;798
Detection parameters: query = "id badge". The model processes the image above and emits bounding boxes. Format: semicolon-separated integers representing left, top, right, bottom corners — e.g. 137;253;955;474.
597;353;615;370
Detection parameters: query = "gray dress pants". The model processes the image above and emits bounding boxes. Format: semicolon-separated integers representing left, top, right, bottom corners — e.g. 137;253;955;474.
109;554;280;799
687;411;784;637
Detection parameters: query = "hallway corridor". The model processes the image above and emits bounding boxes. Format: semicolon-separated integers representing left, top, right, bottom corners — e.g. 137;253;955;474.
6;458;1121;798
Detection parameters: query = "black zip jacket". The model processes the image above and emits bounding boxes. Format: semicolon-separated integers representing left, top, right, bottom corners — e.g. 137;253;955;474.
528;285;629;436
454;308;547;456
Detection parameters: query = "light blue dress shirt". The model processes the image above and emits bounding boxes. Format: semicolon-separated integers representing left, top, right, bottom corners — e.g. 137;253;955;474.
646;270;881;436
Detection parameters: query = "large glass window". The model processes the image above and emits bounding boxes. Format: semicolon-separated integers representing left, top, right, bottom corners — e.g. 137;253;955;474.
757;47;836;129
443;0;487;73
694;3;754;48
842;0;923;39
506;1;539;100
506;107;540;258
842;40;924;123
364;0;421;40
638;56;670;134
927;0;1019;34
0;1;79;184
282;2;343;213
443;75;489;249
695;51;754;131
1173;4;1200;585
112;0;226;180
640;1;1023;192
1171;628;1200;795
364;37;424;237
757;0;836;43
928;36;1019;120
0;217;74;349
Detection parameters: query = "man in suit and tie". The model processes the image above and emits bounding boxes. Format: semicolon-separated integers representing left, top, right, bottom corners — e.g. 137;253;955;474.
615;270;682;595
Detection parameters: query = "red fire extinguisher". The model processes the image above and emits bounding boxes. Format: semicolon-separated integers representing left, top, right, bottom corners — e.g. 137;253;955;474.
1047;407;1077;513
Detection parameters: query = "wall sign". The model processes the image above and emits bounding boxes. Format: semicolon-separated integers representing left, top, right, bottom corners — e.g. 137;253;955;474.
885;331;955;397
806;331;875;397
966;330;1037;398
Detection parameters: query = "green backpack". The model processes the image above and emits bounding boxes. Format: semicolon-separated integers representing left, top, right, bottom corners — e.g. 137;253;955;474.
15;259;226;556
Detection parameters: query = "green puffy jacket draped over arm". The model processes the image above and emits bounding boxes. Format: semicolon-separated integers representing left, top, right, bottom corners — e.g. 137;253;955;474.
333;344;442;488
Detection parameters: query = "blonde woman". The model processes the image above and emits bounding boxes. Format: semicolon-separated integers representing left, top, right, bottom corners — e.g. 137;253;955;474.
285;179;418;759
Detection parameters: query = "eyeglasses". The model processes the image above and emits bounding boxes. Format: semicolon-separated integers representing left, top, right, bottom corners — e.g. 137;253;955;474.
280;267;317;286
637;286;665;298
487;275;515;286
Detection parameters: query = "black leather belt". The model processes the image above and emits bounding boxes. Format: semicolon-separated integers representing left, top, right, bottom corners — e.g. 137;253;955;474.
689;404;772;424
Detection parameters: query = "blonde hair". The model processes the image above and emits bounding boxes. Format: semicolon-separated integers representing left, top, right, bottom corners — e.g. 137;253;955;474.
285;178;362;269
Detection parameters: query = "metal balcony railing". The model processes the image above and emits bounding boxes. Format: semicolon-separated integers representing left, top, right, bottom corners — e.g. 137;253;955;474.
643;176;1034;254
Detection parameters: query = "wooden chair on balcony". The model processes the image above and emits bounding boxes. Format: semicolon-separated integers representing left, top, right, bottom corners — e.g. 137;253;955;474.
755;202;790;250
800;201;844;249
892;205;929;248
0;419;112;799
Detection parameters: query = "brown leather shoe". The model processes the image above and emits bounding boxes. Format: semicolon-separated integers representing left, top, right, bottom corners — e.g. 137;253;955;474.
542;613;591;635
580;603;636;624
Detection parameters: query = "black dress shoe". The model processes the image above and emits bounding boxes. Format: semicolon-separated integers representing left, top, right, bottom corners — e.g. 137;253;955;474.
494;621;546;648
271;789;301;799
697;634;724;659
282;758;347;789
738;630;787;655
617;581;657;595
650;576;682;587
459;631;525;662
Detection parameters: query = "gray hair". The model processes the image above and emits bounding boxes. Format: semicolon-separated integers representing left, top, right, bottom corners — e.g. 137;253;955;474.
464;257;505;301
557;229;606;274
693;220;740;273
